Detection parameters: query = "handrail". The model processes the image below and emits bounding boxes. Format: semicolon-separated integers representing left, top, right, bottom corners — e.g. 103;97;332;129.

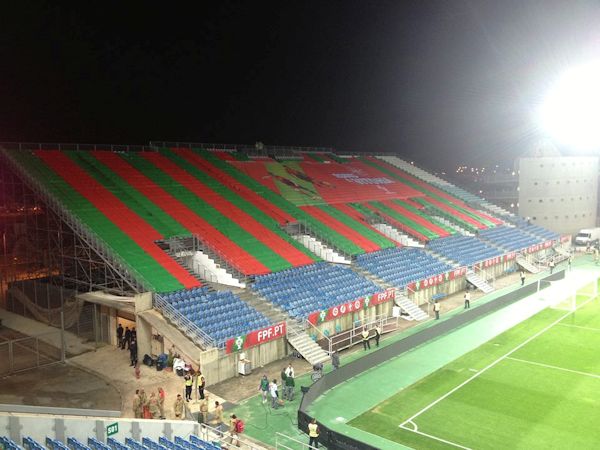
0;142;156;152
153;293;217;349
305;318;332;355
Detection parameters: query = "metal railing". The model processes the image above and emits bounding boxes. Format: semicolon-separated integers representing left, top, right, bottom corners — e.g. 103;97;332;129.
0;330;65;377
153;293;217;349
0;142;156;152
275;432;319;450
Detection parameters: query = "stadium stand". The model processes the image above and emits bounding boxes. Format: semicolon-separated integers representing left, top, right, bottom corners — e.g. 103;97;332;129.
1;436;222;450
427;235;503;266
355;247;454;287
162;287;270;344
478;225;543;251
251;262;381;319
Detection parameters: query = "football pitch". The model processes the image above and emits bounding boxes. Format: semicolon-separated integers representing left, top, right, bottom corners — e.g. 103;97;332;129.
350;282;600;449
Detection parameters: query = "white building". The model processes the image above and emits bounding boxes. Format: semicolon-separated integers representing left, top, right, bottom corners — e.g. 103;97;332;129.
518;155;598;234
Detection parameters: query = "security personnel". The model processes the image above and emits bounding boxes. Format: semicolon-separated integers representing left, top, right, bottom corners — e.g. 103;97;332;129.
361;327;371;350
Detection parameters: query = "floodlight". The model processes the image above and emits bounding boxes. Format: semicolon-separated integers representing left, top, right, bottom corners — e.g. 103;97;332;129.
538;61;600;150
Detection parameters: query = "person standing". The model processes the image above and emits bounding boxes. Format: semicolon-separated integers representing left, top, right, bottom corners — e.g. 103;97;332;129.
280;367;288;400
259;374;269;403
434;300;441;320
308;418;320;448
361;328;371;350
549;259;555;274
184;374;193;402
464;291;471;309
158;387;166;420
148;392;160;419
198;372;206;400
198;396;209;424
331;350;340;370
173;394;184;419
520;270;526;286
374;325;381;347
117;324;124;348
139;389;150;419
285;363;295;379
269;379;280;409
568;255;572;270
284;371;295;402
212;400;224;427
132;389;142;418
229;414;241;447
129;339;138;367
123;327;131;350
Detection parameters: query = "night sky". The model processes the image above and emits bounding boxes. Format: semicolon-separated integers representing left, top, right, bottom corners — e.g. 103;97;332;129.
2;1;599;169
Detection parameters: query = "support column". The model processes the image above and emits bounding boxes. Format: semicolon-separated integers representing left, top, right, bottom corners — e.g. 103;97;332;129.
135;292;153;359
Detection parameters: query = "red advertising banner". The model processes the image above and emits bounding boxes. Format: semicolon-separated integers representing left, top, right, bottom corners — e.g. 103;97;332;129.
225;322;286;354
407;267;467;291
307;289;395;325
527;240;553;254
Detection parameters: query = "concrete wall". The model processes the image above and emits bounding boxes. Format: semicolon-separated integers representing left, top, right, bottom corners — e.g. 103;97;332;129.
1;412;198;446
518;156;598;234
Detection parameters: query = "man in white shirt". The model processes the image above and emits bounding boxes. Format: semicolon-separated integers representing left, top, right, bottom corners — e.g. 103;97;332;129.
464;291;471;309
269;379;279;409
434;300;441;320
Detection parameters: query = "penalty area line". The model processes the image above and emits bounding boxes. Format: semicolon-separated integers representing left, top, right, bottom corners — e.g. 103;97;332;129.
398;295;594;428
399;423;472;450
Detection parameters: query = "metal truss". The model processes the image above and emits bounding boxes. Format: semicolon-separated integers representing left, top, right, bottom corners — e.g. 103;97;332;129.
0;147;145;301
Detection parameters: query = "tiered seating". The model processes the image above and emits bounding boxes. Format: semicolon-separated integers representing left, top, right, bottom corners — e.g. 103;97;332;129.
1;437;22;450
9;150;200;293
479;226;542;251
163;287;270;344
428;235;502;266
355;248;453;287
251;262;381;319
363;157;501;227
196;149;367;255
522;224;560;241
3;436;220;450
301;205;394;252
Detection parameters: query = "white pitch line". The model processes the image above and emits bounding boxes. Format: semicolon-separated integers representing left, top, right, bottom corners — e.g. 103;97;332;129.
557;323;600;332
399;424;473;450
399;296;594;428
506;356;600;380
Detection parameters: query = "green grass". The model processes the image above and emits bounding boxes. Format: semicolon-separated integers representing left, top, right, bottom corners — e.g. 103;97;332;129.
350;291;600;449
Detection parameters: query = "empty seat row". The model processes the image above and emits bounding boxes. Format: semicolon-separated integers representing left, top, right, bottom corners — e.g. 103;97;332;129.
251;262;381;319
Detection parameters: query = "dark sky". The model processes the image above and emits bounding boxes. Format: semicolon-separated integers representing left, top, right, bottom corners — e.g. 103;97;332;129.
1;1;599;169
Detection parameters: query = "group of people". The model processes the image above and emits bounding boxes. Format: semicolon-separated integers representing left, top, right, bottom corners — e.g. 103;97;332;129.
183;369;206;402
116;324;138;366
132;387;166;420
258;363;297;409
361;325;381;350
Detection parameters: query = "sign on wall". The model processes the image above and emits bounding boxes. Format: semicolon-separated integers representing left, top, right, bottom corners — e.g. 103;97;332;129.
407;267;467;291
225;322;286;354
106;422;119;437
307;289;396;325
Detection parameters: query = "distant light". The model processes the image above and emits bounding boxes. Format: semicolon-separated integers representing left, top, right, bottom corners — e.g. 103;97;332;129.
511;171;515;176
510;203;515;208
538;61;600;150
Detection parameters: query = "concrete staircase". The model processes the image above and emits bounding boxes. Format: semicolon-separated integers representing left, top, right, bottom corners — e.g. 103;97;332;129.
373;223;424;247
466;269;495;293
431;215;474;236
395;292;429;321
294;234;351;264
516;257;540;274
226;285;331;366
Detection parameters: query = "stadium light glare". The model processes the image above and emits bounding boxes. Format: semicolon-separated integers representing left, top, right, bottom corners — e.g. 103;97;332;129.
538;61;600;151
